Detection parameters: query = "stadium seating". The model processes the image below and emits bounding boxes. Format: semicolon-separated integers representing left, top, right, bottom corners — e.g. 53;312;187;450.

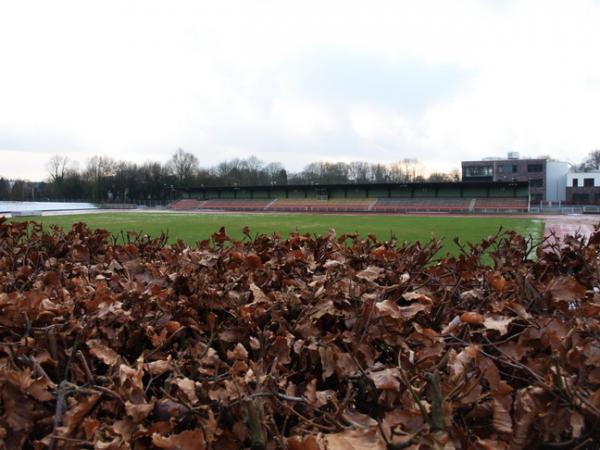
371;198;472;213
471;197;529;212
170;196;529;213
170;199;273;211
266;198;375;212
201;199;274;211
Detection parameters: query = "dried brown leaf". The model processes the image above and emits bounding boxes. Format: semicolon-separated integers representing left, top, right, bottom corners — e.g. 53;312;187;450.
492;398;513;434
87;339;120;366
356;266;383;282
483;316;513;335
324;428;386;450
152;429;206;450
368;368;401;391
460;311;485;325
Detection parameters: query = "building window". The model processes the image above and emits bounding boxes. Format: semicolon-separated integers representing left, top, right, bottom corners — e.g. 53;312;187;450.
529;179;544;187
572;179;579;187
531;193;543;202
497;164;518;174
584;178;595;187
464;165;493;177
527;164;543;173
573;193;590;204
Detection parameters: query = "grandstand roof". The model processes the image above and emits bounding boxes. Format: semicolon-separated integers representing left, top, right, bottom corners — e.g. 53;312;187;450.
177;180;528;194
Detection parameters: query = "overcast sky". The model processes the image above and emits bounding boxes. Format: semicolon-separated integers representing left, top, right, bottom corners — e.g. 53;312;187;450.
2;0;600;180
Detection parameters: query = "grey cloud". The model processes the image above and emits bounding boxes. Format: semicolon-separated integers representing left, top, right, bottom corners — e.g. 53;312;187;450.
207;116;361;163
0;51;473;176
282;49;473;113
199;50;472;167
0;128;83;154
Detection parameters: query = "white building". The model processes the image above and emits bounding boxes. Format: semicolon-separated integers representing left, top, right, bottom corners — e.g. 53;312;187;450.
566;171;600;204
567;171;600;188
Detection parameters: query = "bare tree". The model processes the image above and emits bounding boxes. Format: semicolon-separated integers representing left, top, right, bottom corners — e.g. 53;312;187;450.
168;148;199;184
264;162;286;184
46;155;70;183
449;168;460;182
84;156;116;182
349;161;370;183
581;150;600;171
82;156;117;202
400;159;424;182
241;155;264;185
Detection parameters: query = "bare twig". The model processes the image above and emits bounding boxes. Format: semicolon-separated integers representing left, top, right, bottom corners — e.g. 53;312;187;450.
428;369;445;431
244;398;266;450
77;350;95;384
49;380;70;450
397;352;430;426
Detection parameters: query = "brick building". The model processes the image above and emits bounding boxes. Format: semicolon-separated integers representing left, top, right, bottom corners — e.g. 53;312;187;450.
461;153;569;202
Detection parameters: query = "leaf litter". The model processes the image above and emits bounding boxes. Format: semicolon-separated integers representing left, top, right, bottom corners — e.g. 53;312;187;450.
0;218;599;449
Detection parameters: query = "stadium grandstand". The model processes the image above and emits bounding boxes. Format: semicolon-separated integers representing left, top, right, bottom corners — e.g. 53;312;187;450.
171;181;529;214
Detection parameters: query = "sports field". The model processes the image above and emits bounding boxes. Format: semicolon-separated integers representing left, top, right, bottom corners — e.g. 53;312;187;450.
13;212;544;255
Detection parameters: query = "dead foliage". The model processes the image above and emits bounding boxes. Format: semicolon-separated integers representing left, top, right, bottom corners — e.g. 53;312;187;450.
0;218;599;449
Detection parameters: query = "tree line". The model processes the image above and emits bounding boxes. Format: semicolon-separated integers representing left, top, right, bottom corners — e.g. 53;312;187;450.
2;149;461;204
4;149;599;204
576;149;600;172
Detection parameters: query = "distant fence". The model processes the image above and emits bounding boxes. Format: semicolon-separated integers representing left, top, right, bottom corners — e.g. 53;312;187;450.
98;203;139;210
103;200;168;208
529;205;600;214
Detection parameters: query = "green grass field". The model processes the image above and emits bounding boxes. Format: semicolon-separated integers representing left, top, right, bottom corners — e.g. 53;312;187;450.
12;212;544;256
